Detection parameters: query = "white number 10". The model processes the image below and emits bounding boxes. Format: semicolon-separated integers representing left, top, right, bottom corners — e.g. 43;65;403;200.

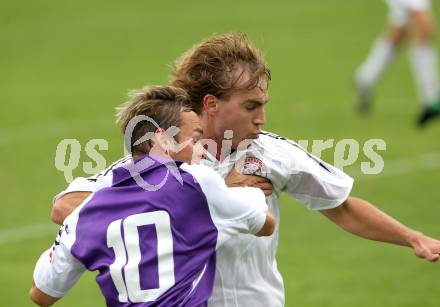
106;211;175;303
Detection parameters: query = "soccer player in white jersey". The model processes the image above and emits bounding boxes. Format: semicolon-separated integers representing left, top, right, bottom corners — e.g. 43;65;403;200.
355;0;440;126
51;34;440;307
30;85;275;306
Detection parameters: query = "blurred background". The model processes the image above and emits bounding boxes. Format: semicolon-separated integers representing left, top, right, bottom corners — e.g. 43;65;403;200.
1;0;440;306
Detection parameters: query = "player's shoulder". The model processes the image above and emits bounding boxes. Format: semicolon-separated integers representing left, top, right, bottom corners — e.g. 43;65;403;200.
180;163;223;186
88;155;132;182
253;130;307;157
256;131;299;147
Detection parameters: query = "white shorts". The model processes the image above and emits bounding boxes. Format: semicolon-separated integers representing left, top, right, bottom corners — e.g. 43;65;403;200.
385;0;431;26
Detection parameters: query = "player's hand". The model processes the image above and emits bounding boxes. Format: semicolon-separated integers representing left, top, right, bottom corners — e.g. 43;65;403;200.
225;167;273;196
409;232;440;262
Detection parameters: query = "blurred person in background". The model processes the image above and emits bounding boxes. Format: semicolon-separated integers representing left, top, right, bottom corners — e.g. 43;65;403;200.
355;0;440;126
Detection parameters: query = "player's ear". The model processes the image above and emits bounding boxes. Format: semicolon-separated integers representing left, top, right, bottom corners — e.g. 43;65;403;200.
151;128;170;154
203;94;218;116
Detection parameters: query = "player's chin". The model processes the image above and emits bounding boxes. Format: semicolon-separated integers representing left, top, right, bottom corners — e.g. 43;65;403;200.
248;133;260;139
238;132;260;144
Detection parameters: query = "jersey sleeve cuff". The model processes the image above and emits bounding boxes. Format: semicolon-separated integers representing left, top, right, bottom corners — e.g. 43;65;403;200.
306;177;353;211
33;250;66;298
33;282;65;299
249;210;268;235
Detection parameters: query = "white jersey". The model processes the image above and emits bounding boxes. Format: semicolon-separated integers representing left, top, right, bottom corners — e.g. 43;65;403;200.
54;131;353;306
385;0;431;26
202;132;353;307
37;161;268;305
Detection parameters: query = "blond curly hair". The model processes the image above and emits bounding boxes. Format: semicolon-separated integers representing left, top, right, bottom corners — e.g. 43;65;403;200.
170;33;271;114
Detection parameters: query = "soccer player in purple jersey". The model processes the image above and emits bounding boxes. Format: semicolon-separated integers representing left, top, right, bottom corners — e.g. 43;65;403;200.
30;86;275;306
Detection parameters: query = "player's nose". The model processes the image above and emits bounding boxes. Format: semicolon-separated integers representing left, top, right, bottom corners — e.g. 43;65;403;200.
254;108;266;126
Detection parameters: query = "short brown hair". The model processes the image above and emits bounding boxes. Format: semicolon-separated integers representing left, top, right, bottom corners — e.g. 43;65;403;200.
116;85;193;154
170;33;271;114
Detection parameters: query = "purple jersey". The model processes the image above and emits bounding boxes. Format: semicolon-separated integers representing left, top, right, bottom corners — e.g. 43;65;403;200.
34;155;268;306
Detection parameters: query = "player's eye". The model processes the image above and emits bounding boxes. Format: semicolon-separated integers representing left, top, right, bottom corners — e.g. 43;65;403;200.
245;103;258;111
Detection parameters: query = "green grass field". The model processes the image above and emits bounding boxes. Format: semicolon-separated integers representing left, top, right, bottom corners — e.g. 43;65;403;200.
1;0;440;306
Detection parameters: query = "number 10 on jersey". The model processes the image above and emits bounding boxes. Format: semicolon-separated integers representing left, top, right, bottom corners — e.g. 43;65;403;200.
106;211;175;303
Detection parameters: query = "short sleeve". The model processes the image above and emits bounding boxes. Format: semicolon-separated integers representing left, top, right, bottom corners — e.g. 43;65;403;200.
33;207;87;297
180;164;268;240
280;141;353;210
256;133;353;210
221;187;268;234
33;246;86;298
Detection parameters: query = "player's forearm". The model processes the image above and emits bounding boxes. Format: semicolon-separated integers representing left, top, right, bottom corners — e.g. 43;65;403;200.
51;203;71;225
321;196;419;247
29;281;59;306
51;192;91;225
